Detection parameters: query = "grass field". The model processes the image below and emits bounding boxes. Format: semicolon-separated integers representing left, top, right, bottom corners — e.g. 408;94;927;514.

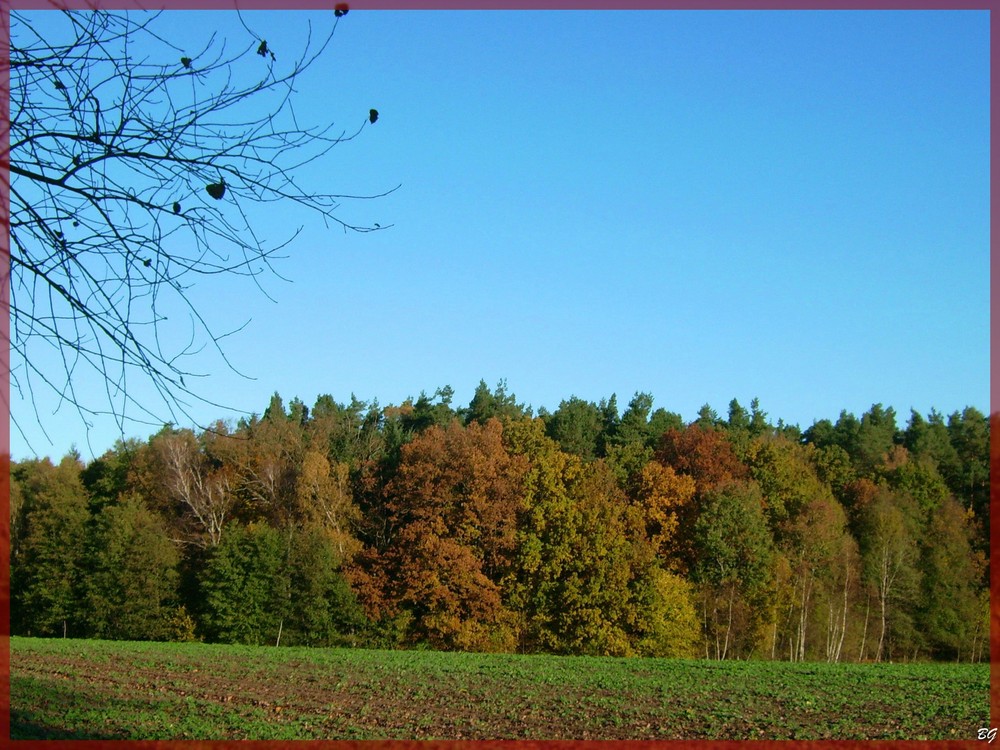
9;636;989;741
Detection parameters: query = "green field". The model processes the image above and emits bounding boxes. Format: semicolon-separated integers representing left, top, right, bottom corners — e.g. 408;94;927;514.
10;636;988;741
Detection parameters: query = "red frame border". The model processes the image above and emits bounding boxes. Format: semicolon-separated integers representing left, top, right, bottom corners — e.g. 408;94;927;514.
0;1;995;747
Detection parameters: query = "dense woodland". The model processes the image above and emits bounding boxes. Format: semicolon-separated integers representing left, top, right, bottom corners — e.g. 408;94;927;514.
10;382;991;663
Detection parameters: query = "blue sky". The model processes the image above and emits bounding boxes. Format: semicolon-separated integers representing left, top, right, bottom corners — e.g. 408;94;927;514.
10;9;990;460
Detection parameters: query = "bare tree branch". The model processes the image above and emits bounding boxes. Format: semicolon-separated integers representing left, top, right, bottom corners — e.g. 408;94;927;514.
5;7;396;453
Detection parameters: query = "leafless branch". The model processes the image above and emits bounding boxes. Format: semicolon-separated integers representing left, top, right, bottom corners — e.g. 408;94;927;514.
6;8;396;453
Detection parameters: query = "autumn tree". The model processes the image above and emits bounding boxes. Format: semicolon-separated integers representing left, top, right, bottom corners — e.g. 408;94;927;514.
552;458;649;656
7;9;392;442
8;380;990;663
822;527;860;663
775;493;854;661
230;396;305;527
656;425;748;496
744;435;831;536
501;418;587;652
856;488;921;662
154;427;236;547
655;425;749;572
297;450;360;561
350;418;529;651
503;419;649;656
633;568;702;658
624;459;695;562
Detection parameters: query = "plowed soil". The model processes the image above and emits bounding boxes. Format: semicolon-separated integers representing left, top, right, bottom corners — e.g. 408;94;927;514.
10;637;989;741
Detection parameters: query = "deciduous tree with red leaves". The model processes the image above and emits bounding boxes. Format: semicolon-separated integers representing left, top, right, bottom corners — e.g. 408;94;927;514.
349;419;528;650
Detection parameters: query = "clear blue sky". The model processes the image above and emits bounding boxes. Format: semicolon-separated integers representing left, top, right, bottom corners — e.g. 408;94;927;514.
11;9;990;461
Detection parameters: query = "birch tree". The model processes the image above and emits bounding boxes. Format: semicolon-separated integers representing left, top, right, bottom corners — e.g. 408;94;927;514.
156;428;235;547
858;490;919;662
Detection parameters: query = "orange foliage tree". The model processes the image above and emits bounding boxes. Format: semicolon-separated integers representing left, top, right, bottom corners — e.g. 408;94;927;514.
348;419;529;651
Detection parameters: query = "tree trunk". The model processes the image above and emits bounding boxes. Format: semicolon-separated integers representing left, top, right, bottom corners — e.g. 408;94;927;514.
835;561;850;663
784;595;795;662
797;574;812;662
702;589;712;660
825;598;837;663
858;592;870;662
876;555;889;663
722;583;735;661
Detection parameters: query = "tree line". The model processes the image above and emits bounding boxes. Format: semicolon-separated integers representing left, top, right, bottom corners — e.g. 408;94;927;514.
10;381;990;663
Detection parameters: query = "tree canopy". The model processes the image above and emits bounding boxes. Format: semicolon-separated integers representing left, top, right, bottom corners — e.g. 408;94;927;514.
11;386;989;664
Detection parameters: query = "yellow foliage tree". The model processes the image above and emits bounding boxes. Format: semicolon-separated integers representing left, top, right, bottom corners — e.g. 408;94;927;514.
628;461;696;561
297;450;361;563
636;568;702;658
